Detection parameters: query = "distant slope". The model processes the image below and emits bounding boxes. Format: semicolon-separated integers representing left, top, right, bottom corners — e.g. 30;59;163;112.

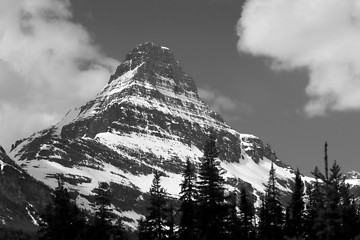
0;146;51;231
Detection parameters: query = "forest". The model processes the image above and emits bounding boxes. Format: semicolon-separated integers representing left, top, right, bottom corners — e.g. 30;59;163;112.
137;136;360;240
1;134;359;240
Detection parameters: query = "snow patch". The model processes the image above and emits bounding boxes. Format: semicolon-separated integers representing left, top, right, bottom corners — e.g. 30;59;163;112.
96;132;203;162
222;156;294;193
55;108;81;135
26;203;38;226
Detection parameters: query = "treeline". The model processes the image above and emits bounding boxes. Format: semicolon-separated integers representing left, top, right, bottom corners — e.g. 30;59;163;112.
0;180;130;240
138;136;360;240
2;135;360;240
37;180;129;240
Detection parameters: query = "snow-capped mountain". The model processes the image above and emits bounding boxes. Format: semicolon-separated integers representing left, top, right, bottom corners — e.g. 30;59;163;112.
7;43;313;228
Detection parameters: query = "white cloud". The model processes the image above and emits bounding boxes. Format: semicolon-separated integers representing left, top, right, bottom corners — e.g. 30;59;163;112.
198;88;252;122
237;0;360;116
0;0;119;150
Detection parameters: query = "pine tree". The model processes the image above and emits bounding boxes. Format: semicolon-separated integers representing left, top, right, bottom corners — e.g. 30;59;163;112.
178;158;198;240
258;195;267;240
226;192;240;240
138;217;151;240
166;203;176;240
286;168;305;239
88;181;114;240
259;163;284;240
145;171;169;240
196;133;227;240
303;179;322;240
38;179;85;240
239;187;256;240
311;142;360;240
112;217;126;240
339;183;360;239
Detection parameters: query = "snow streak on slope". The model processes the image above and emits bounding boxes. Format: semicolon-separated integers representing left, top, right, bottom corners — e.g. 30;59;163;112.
96;132;203;162
223;156;293;193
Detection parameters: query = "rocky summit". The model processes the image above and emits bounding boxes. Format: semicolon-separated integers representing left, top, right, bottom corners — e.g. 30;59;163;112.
9;42;303;229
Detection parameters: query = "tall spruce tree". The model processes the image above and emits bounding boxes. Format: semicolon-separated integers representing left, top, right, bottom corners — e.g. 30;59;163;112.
166;203;176;240
138;217;151;240
239;187;256;240
286;168;305;239
178;158;198;240
259;163;284;240
311;142;360;240
89;181;114;240
38;179;85;240
258;195;267;240
145;171;169;240
112;217;126;240
303;178;322;240
226;192;240;240
197;133;227;240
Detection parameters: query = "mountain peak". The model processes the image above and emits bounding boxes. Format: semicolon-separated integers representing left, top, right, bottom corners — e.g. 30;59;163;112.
109;42;176;83
9;43;304;229
125;42;175;68
108;42;198;96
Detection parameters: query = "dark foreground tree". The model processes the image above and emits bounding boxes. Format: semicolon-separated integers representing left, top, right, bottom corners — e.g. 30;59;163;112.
310;142;360;240
38;179;85;240
259;163;284;240
225;192;240;240
286;168;305;239
138;217;151;240
139;171;169;240
178;158;198;240
87;181;126;240
90;182;113;240
112;217;126;240
239;187;256;240
196;133;227;240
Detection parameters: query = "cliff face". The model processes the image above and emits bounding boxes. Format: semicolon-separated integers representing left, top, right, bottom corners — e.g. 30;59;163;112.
10;43;296;228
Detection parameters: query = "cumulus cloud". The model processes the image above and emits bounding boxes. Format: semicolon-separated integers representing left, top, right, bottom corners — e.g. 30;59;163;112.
237;0;360;116
0;0;119;149
198;87;253;122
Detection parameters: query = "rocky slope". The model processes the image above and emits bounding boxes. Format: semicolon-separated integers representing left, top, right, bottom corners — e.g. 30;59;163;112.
8;43;309;228
0;146;50;231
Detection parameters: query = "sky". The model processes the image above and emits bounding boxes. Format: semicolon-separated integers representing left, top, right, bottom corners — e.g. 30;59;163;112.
0;0;360;176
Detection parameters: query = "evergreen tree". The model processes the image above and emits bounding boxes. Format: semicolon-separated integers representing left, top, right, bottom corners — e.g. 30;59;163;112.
196;133;227;240
225;192;240;240
145;171;169;240
112;217;126;240
311;142;360;240
303;183;318;240
286;168;305;239
89;181;114;240
339;185;360;239
138;217;151;240
166;203;176;240
259;163;284;240
239;187;256;240
258;195;267;240
38;179;85;240
178;158;198;240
